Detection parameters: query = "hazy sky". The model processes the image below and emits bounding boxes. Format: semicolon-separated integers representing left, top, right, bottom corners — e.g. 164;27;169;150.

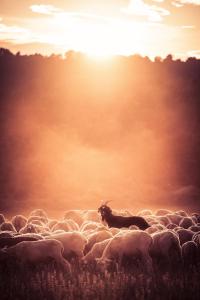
0;0;200;58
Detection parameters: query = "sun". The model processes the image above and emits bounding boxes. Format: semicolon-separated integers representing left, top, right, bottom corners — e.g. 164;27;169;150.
53;13;146;58
82;44;115;60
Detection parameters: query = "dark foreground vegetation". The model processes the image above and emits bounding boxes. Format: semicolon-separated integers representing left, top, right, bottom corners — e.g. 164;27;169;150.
1;260;200;300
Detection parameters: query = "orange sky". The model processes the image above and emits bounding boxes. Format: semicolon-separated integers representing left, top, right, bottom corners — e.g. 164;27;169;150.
0;0;200;59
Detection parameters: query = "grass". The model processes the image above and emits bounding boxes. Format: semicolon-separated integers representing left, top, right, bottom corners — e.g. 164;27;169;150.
1;259;200;300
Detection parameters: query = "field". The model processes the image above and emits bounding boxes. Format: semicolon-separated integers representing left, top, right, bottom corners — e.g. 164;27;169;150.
1;258;200;300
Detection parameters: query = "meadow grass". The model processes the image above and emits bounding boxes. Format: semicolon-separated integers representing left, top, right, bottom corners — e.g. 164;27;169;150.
1;259;200;300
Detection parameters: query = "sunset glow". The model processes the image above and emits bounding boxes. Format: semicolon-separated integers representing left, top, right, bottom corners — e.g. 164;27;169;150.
0;1;200;58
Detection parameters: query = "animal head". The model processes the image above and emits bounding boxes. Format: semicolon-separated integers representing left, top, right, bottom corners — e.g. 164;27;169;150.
98;201;112;221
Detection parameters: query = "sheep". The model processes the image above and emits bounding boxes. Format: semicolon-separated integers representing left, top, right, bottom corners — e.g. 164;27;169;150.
192;232;200;247
11;215;27;232
81;221;101;232
146;226;159;235
28;215;48;225
98;204;150;230
129;225;139;230
191;216;198;224
83;238;112;263
48;219;58;230
176;229;194;246
29;209;48;220
32;224;50;234
63;210;84;226
166;223;177;230
81;229;96;239
173;226;183;232
155;209;172;216
153;224;165;231
156;216;170;227
0;222;17;233
191;213;200;223
179;217;194;229
175;210;188;217
83;210;101;223
51;221;71;232
0;239;71;272
137;209;153;216
149;230;181;270
19;223;49;234
166;214;182;225
84;230;113;254
181;241;199;266
0;231;15;238
64;219;79;231
120;209;133;217
0;235;41;249
19;223;38;234
98;230;153;273
0;214;6;225
21;233;44;240
189;225;200;232
45;232;87;261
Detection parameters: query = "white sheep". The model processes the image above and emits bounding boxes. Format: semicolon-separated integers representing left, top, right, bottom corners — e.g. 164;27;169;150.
175;210;188;217
156;216;170;227
29;209;48;220
191;213;200;223
108;227;120;236
81;221;101;232
1;239;71;272
0;222;17;233
28;215;48;225
176;229;194;246
179;217;194;229
48;219;58;230
84;230;113;254
98;230;153;273
51;221;71;232
11;215;27;232
192;232;200;247
150;230;181;269
137;209;153;216
63;210;84;226
129;225;139;230
83;238;112;263
166;214;182;225
83;210;101;223
19;223;38;234
146;226;159;235
0;231;15;238
155;209;172;216
64;219;79;231
182;241;198;266
189;225;200;232
166;223;177;230
45;232;87;261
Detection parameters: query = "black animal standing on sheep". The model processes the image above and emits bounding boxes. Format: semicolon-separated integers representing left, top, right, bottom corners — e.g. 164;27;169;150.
98;202;150;230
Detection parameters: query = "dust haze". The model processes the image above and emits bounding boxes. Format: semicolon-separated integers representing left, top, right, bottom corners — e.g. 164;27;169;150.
0;50;199;217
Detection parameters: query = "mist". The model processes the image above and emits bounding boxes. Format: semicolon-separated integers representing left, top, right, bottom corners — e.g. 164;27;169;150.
0;50;200;217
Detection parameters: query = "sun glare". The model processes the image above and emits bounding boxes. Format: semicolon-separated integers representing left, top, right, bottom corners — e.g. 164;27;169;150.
52;13;146;58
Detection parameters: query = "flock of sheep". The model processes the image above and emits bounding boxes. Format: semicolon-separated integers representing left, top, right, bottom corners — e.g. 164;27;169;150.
0;207;200;299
